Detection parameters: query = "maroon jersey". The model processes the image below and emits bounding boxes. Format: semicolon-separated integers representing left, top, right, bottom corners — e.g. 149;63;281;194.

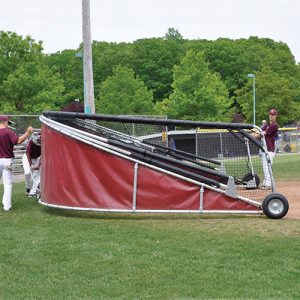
26;140;41;159
0;128;19;158
262;121;278;152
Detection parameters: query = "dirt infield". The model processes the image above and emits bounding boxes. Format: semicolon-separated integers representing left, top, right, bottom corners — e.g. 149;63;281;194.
276;181;300;219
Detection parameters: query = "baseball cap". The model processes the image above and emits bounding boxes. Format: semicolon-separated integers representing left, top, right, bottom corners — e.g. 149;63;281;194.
269;109;278;116
0;115;12;124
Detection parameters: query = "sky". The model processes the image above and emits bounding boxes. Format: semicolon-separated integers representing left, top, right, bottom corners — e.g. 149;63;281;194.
1;0;299;63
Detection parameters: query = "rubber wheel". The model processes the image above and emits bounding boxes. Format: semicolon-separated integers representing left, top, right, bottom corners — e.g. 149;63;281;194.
262;193;289;219
242;172;260;189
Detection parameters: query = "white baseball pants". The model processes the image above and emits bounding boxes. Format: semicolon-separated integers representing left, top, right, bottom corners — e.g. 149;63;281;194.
29;158;40;196
22;153;31;190
262;151;275;187
0;158;13;211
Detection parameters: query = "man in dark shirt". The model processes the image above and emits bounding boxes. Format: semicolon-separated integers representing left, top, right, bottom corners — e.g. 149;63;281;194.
0;115;33;211
260;108;279;190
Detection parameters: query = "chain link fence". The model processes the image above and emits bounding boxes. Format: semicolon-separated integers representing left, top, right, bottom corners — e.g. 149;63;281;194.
5;114;300;180
278;127;300;154
8;114;41;135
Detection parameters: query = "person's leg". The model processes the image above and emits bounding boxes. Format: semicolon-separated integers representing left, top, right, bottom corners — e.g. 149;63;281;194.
22;154;31;194
0;160;3;208
262;151;275;188
25;174;31;194
261;153;268;187
2;159;13;211
29;170;40;196
28;158;40;196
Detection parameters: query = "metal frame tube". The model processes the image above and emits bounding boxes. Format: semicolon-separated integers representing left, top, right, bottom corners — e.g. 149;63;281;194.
199;186;204;212
43;111;255;130
132;163;139;211
38;200;262;215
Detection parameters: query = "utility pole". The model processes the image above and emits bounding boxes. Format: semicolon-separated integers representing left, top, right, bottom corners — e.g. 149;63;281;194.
247;73;256;125
82;0;95;113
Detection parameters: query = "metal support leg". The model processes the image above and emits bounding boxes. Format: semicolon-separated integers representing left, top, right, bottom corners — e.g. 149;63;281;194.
132;163;139;211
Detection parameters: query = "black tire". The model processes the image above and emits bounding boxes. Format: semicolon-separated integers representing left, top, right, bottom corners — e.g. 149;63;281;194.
262;193;289;219
242;172;260;189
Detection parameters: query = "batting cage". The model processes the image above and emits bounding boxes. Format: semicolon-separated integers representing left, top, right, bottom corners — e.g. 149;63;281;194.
39;111;289;219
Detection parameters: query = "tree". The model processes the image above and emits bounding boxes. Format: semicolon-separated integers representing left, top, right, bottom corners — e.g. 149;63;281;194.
236;66;300;125
161;50;230;121
45;49;83;105
164;28;183;40
92;41;133;97
0;31;43;85
130;38;185;102
186;37;298;116
293;63;300;118
0;31;64;113
0;61;65;113
96;65;154;115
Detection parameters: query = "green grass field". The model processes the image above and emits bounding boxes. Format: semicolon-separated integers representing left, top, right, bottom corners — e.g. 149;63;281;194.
0;154;300;299
218;152;300;184
273;153;300;180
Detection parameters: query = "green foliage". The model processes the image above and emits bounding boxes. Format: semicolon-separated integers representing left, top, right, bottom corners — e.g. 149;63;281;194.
1;30;300;121
45;49;83;105
96;65;154;115
0;31;64;113
187;37;298;114
165;50;231;121
188;38;250;97
130;38;185;101
0;61;65;113
236;66;300;125
92;41;133;97
154;97;172;116
0;31;43;84
164;27;184;40
293;64;300;117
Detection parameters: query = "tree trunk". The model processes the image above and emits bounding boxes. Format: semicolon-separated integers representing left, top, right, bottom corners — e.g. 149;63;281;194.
15;100;24;111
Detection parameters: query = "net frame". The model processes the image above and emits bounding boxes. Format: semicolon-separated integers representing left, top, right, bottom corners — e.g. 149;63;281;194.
41;111;276;204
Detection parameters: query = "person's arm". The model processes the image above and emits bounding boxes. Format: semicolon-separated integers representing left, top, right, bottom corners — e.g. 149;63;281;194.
263;124;278;136
17;127;33;144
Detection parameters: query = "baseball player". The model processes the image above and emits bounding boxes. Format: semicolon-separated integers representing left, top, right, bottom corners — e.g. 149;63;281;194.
22;132;41;197
0;115;33;211
22;137;31;195
260;108;279;190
